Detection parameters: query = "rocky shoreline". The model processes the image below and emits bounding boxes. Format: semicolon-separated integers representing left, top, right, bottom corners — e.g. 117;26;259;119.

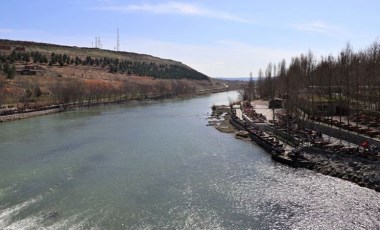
208;105;236;133
295;146;380;192
209;105;380;193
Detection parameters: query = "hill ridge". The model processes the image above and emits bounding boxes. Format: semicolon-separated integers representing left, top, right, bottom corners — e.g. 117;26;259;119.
0;39;208;81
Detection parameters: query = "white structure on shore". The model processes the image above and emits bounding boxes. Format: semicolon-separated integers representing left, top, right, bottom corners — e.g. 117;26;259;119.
236;108;243;120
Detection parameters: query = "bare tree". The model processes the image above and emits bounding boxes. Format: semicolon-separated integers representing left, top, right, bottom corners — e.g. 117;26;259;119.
264;63;272;99
0;76;6;107
257;69;264;98
243;72;256;102
277;59;287;97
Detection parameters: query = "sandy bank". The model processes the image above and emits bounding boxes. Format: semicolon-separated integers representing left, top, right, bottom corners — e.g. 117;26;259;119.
207;105;236;133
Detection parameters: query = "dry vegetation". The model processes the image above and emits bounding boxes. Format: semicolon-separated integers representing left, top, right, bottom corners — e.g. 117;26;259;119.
0;39;237;111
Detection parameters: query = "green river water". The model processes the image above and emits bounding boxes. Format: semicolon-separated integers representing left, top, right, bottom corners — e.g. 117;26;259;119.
0;91;379;229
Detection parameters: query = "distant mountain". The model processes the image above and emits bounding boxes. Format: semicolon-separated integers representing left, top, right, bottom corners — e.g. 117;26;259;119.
217;77;255;81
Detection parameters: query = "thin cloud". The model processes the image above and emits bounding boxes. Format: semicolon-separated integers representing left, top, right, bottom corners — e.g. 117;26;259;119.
293;21;345;37
91;1;251;23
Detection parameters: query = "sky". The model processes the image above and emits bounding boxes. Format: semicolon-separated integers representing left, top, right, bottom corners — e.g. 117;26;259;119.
0;0;379;78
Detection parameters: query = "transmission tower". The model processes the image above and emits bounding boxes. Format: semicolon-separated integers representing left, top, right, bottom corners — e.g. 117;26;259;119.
94;36;102;48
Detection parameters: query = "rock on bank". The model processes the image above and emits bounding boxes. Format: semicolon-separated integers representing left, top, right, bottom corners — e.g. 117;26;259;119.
296;146;380;192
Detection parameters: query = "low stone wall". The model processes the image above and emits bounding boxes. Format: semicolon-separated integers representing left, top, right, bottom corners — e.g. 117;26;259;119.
0;108;61;122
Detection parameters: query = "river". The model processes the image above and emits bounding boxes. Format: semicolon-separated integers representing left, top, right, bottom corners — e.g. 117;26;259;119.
0;91;379;229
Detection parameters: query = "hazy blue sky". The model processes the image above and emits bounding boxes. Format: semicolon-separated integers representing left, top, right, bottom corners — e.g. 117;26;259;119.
0;0;379;78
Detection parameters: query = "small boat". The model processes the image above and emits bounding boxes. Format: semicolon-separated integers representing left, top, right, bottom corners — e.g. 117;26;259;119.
236;130;249;138
271;151;297;167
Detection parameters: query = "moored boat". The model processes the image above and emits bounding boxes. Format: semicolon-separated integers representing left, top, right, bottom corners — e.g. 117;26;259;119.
271;151;297;167
230;113;285;155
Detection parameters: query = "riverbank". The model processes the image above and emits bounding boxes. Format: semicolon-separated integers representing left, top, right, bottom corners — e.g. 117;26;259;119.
210;104;380;193
0;99;171;122
295;147;380;192
0;108;62;122
1;87;237;123
207;105;235;133
207;104;254;141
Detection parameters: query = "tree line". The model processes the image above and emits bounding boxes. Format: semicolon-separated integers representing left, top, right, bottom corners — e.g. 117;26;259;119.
110;61;208;80
0;75;197;111
0;50;209;81
250;41;380;118
48;79;196;107
0;50;49;64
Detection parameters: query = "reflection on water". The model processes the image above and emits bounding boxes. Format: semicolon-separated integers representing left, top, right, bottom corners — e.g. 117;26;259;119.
0;91;379;229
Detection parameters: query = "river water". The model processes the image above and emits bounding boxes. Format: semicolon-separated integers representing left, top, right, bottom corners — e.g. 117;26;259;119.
0;91;379;229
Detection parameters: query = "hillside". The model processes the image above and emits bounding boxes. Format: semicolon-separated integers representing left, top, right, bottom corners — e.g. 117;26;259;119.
0;39;208;80
0;39;239;112
0;39;185;64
